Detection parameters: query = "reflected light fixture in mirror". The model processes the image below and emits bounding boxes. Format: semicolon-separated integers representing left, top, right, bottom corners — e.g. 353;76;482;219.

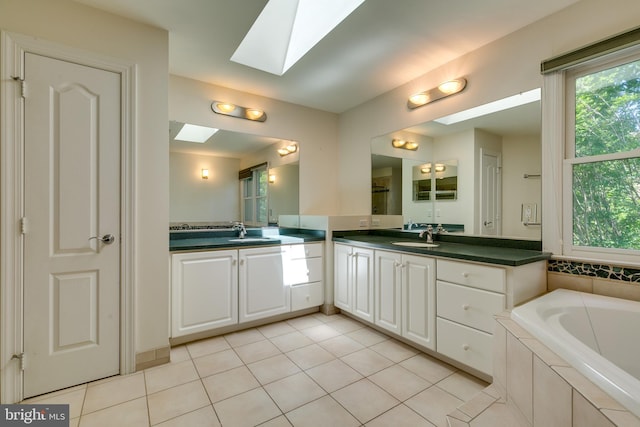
277;142;298;156
407;77;467;109
268;173;276;184
211;100;267;122
391;139;419;151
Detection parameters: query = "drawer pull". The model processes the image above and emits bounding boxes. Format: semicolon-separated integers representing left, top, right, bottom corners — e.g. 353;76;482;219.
462;304;470;311
462;344;470;351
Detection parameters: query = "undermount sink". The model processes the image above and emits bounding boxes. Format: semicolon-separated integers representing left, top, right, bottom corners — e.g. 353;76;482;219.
228;238;273;242
391;241;439;248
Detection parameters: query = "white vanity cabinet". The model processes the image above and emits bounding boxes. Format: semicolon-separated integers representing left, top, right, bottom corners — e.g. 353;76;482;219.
283;243;324;311
375;250;436;350
435;258;546;376
239;246;289;323
171;250;238;337
334;243;374;322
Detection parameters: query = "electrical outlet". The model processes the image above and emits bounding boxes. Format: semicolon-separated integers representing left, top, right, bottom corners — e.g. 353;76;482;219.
359;219;369;227
371;218;380;227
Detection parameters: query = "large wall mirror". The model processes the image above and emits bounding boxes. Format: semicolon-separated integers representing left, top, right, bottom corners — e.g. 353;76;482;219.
371;89;542;240
169;121;299;227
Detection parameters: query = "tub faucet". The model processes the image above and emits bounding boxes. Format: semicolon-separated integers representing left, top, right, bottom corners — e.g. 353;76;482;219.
233;222;247;239
419;225;434;244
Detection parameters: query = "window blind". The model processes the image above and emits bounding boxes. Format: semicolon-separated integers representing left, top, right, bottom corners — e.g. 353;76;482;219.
541;26;640;74
238;162;267;180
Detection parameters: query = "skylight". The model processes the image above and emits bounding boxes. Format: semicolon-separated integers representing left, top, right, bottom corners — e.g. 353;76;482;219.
434;88;541;125
175;123;219;143
231;0;366;76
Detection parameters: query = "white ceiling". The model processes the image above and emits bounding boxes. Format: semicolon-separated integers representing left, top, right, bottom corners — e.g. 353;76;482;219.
73;0;578;114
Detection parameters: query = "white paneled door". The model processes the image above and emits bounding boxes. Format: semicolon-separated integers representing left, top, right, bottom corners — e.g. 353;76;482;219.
23;53;121;398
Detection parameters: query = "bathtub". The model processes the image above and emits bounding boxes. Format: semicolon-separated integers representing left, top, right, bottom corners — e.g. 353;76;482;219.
511;289;640;419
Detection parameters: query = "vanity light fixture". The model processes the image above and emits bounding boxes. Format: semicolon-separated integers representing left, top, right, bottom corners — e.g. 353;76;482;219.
421;164;431;174
268;173;276;184
211;101;267;122
391;139;419;151
435;164;446;173
201;169;209;179
277;142;298;156
407;78;467;109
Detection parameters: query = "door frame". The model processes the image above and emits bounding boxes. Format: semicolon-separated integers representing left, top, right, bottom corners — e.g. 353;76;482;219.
0;31;137;403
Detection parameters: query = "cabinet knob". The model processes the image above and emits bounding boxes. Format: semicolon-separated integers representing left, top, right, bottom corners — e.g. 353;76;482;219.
462;344;470;351
240;259;245;265
462;304;470;311
305;250;310;256
462;272;469;278
305;295;310;300
233;260;237;266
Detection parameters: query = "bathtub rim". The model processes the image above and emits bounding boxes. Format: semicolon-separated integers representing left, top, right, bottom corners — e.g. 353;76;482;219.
511;289;640;419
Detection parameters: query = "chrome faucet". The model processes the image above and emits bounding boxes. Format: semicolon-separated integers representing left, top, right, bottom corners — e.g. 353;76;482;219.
233;222;247;239
419;225;434;244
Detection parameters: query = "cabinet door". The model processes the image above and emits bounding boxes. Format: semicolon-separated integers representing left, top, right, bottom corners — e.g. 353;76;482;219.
239;247;289;323
171;250;238;337
374;250;402;335
334;244;353;312
352;247;374;322
402;254;436;350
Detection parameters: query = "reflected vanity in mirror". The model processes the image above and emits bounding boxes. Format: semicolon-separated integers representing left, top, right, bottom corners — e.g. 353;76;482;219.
169;121;299;228
371;89;542;240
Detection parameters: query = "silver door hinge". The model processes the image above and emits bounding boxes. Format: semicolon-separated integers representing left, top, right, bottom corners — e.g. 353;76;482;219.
11;76;26;98
20;217;28;235
11;353;26;371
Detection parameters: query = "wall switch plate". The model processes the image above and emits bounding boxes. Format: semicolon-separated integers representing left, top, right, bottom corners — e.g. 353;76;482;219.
521;203;537;223
359;219;369;227
371;218;380;226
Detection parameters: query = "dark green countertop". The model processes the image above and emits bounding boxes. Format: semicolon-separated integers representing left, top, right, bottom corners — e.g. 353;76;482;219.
169;228;325;252
332;230;550;267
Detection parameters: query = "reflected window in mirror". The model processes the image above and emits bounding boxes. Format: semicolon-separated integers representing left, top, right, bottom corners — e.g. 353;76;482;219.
241;165;268;226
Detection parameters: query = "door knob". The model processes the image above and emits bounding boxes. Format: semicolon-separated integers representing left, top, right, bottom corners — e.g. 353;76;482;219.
89;234;115;244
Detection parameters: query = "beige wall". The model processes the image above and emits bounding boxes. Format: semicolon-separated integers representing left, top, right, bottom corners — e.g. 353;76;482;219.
502;135;542;239
0;0;170;355
169;75;340;216
336;0;640;242
169;153;240;223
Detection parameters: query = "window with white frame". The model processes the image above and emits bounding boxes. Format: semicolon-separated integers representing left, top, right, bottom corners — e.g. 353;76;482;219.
241;164;268;226
563;48;640;261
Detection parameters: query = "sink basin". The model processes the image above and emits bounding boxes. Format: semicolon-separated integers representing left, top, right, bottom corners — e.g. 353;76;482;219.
228;238;273;242
391;241;439;248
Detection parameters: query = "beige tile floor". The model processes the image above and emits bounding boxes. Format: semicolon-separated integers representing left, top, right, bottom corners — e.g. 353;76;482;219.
24;312;488;427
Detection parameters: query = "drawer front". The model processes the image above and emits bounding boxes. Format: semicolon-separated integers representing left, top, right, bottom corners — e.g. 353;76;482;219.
437;281;505;333
283;242;323;259
286;257;323;285
437;317;493;375
436;259;505;293
291;281;323;311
